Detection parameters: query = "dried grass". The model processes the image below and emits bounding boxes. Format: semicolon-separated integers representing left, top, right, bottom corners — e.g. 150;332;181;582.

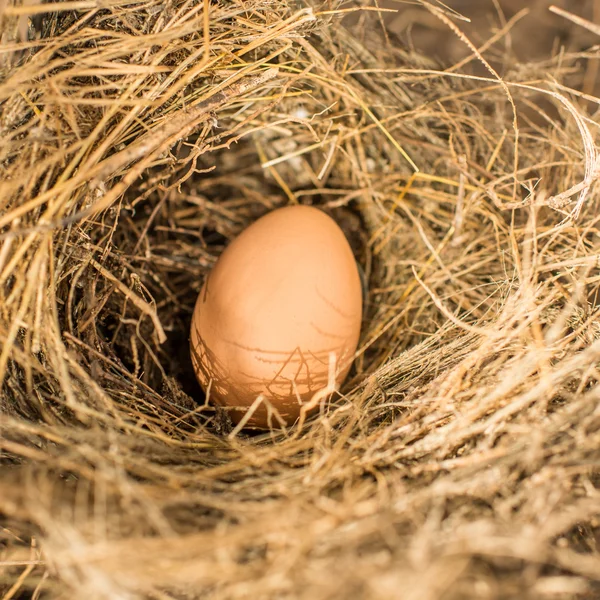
1;0;600;598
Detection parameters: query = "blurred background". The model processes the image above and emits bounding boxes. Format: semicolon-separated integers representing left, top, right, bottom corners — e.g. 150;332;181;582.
384;1;598;60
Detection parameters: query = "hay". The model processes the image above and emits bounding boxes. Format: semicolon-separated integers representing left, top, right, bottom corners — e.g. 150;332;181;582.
1;0;600;598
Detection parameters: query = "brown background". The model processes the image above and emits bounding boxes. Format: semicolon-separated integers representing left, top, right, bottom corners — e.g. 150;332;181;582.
384;0;599;71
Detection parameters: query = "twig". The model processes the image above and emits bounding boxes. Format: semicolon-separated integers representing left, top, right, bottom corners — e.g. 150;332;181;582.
89;258;167;344
411;266;487;336
549;5;600;37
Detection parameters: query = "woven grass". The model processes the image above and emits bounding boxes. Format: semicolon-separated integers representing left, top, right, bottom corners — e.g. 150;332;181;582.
1;1;600;598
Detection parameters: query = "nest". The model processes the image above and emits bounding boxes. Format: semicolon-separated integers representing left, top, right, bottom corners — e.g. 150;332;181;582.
1;0;600;598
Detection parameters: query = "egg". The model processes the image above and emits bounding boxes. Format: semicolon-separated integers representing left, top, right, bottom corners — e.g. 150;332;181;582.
190;205;363;429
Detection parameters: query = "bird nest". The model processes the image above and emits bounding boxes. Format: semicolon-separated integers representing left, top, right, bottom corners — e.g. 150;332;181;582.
1;1;599;598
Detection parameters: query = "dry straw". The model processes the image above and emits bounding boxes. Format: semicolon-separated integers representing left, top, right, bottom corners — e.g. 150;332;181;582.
1;0;600;598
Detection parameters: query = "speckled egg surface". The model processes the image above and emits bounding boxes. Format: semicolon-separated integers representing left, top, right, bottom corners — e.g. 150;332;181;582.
190;205;363;429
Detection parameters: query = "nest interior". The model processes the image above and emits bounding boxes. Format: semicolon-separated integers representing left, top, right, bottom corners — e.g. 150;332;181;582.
1;0;600;598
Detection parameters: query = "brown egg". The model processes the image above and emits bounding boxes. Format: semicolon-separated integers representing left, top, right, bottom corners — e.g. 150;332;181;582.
190;205;363;429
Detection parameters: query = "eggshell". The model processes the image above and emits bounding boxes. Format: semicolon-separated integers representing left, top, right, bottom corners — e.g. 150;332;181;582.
190;205;363;429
